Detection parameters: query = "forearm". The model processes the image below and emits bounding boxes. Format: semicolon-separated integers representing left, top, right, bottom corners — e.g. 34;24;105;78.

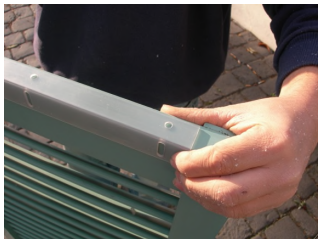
280;66;318;99
271;65;318;169
279;66;318;142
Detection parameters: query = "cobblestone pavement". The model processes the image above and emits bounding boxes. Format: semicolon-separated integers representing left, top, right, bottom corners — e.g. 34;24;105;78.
4;4;318;239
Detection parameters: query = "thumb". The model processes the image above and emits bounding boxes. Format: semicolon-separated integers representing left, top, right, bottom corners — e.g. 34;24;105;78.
160;104;230;127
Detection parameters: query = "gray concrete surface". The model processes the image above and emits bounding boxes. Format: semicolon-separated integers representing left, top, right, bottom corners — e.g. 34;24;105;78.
4;4;318;239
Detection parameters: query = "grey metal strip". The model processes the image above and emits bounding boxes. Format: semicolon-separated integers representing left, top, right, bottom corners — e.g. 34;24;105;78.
4;58;200;162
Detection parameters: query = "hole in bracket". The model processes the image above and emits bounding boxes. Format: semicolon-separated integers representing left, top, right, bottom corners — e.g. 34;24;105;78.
157;142;165;157
24;90;33;107
164;122;173;129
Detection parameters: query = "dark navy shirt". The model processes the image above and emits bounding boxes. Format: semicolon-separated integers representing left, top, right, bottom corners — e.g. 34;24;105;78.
34;4;318;109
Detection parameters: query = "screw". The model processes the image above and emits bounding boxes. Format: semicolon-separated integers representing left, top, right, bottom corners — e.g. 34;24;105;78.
30;74;38;80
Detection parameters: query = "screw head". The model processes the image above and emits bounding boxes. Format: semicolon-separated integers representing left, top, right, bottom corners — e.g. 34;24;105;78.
30;74;38;80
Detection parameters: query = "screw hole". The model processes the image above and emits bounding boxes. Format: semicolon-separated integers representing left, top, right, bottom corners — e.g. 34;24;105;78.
24;90;33;107
164;122;173;129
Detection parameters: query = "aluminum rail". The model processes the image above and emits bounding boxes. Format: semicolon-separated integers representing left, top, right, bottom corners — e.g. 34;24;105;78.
4;57;234;163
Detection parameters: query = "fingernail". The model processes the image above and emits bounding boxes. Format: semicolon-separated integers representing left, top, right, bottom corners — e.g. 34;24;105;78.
160;104;171;112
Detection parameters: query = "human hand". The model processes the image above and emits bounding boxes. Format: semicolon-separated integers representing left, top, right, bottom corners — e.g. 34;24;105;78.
161;66;317;218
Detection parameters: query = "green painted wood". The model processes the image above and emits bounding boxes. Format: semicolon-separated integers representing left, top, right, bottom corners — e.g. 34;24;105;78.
14;230;42;239
4;127;179;208
4;141;174;226
4;202;99;239
4;155;169;238
168;194;227;239
5;214;72;239
14;233;32;239
4;197;116;239
4;209;84;239
4;187;127;239
4;172;160;239
6;221;56;239
4;172;164;240
4;74;228;238
7;225;48;239
4;133;177;218
4;215;71;239
4;119;227;239
12;232;35;240
4;99;176;190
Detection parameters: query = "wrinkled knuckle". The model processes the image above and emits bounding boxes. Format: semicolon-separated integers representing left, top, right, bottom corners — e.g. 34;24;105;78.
201;108;214;120
203;149;234;175
214;150;235;175
199;148;216;172
204;152;218;172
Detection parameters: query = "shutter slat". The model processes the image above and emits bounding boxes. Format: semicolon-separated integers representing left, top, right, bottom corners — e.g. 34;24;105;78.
4;193;118;239
4;138;175;224
5;125;179;205
4;209;86;239
4;154;169;238
4;200;100;239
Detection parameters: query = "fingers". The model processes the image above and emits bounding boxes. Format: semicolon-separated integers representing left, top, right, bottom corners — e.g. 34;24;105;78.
173;166;298;209
161;104;261;135
173;168;297;218
160;104;231;128
171;124;278;178
162;102;310;218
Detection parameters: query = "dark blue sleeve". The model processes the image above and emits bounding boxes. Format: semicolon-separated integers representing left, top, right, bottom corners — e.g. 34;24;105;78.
263;4;318;95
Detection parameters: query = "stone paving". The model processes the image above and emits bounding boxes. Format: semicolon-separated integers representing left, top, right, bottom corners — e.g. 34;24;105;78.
4;4;318;239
